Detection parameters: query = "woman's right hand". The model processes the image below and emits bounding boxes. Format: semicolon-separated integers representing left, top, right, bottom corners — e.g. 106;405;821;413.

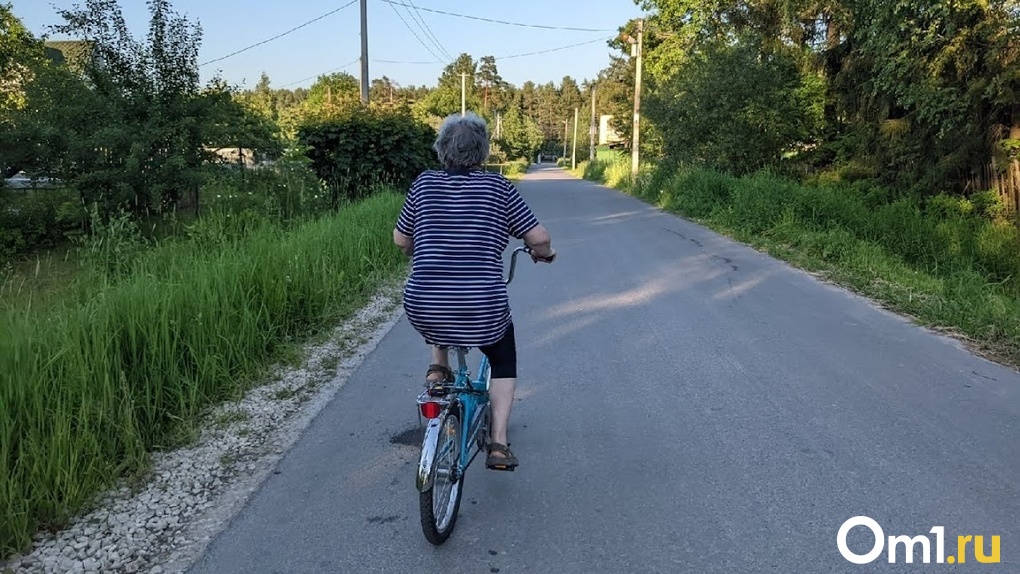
531;248;556;263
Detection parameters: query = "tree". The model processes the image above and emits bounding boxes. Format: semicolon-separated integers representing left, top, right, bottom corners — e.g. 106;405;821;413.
478;55;505;112
646;37;823;173
303;72;361;120
495;102;544;162
0;3;50;176
242;72;277;121
595;55;634;146
828;0;1020;195
38;0;210;213
203;79;283;167
0;3;43;118
520;81;537;117
370;76;398;106
415;53;482;118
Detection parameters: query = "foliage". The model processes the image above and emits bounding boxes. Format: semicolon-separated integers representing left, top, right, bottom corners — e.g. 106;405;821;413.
41;0;208;214
414;53;483;119
645;38;824;174
0;3;45;152
200;79;284;164
0;0;283;227
631;0;1020;202
494;103;544;162
302;72;361;120
827;0;1020;196
74;205;148;279
297;107;437;207
0;187;83;259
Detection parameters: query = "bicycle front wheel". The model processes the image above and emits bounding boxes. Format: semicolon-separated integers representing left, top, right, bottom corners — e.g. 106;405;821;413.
419;407;464;545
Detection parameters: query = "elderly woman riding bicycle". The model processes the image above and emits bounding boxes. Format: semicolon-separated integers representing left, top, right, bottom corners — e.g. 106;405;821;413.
393;112;555;470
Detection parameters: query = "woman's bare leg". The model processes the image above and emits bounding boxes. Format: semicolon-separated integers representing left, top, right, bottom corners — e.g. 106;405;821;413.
487;377;516;455
427;346;449;383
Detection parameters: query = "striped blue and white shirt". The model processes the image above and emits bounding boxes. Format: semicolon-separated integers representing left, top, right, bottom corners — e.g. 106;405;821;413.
396;168;540;347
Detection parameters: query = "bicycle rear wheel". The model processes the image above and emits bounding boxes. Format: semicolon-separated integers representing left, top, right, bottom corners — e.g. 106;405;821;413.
419;407;464;545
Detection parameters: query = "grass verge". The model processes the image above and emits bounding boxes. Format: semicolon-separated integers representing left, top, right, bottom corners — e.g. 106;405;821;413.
572;158;1020;369
485;160;530;182
0;191;407;557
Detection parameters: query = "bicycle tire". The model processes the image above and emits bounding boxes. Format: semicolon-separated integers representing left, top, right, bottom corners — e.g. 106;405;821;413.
419;407;464;545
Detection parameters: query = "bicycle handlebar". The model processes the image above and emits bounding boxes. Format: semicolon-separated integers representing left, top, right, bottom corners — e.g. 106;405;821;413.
506;246;529;286
506;245;554;285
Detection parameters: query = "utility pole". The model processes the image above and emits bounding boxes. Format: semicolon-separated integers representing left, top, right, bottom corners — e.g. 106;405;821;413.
589;84;597;161
360;0;369;104
631;18;644;180
572;107;580;170
461;73;467;116
563;119;569;158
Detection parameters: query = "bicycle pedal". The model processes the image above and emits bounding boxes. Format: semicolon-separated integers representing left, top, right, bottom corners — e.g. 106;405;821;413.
426;384;452;397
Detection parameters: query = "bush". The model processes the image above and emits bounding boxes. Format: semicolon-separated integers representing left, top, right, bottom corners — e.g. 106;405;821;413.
298;107;437;207
646;39;824;175
0;187;84;260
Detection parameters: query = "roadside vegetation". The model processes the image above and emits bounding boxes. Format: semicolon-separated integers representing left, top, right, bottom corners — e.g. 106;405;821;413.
0;192;407;555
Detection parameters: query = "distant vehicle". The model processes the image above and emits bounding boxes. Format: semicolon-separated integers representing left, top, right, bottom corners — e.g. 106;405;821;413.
4;172;59;190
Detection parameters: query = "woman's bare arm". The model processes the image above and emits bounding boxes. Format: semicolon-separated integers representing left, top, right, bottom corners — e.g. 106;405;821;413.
393;228;413;257
523;224;555;261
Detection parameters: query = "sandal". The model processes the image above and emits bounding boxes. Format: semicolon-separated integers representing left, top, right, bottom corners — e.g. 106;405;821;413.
486;442;519;471
425;364;454;385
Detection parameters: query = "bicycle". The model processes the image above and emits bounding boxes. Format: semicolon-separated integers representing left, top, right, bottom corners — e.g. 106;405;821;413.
414;245;536;545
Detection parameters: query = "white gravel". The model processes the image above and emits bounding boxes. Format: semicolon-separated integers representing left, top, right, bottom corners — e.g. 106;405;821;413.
2;282;405;574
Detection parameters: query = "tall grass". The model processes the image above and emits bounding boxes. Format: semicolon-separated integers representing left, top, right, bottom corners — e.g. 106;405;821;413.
579;157;1020;364
0;191;407;556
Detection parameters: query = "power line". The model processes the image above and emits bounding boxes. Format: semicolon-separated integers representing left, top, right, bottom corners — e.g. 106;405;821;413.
377;0;616;32
374;59;436;64
200;1;358;67
279;58;360;88
274;37;616;89
497;36;613;59
401;0;453;62
386;0;446;63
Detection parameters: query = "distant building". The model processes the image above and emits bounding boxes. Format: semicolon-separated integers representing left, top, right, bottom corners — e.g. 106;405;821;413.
599;114;624;147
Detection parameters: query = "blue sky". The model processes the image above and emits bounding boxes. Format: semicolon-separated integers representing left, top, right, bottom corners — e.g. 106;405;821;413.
13;0;645;90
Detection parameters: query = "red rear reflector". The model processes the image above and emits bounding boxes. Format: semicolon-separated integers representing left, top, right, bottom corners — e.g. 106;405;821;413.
420;402;441;419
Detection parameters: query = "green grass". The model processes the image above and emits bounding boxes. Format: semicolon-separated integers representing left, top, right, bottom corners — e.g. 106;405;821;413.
0;191;408;557
578;157;1020;367
484;160;530;182
0;246;80;310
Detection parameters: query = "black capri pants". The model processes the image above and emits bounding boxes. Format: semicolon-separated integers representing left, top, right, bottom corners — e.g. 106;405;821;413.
479;321;517;379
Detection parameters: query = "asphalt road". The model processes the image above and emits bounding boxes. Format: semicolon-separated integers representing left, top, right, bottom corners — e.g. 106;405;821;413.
189;165;1019;574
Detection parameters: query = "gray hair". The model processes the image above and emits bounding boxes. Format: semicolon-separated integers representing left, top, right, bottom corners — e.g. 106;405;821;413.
434;112;490;170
